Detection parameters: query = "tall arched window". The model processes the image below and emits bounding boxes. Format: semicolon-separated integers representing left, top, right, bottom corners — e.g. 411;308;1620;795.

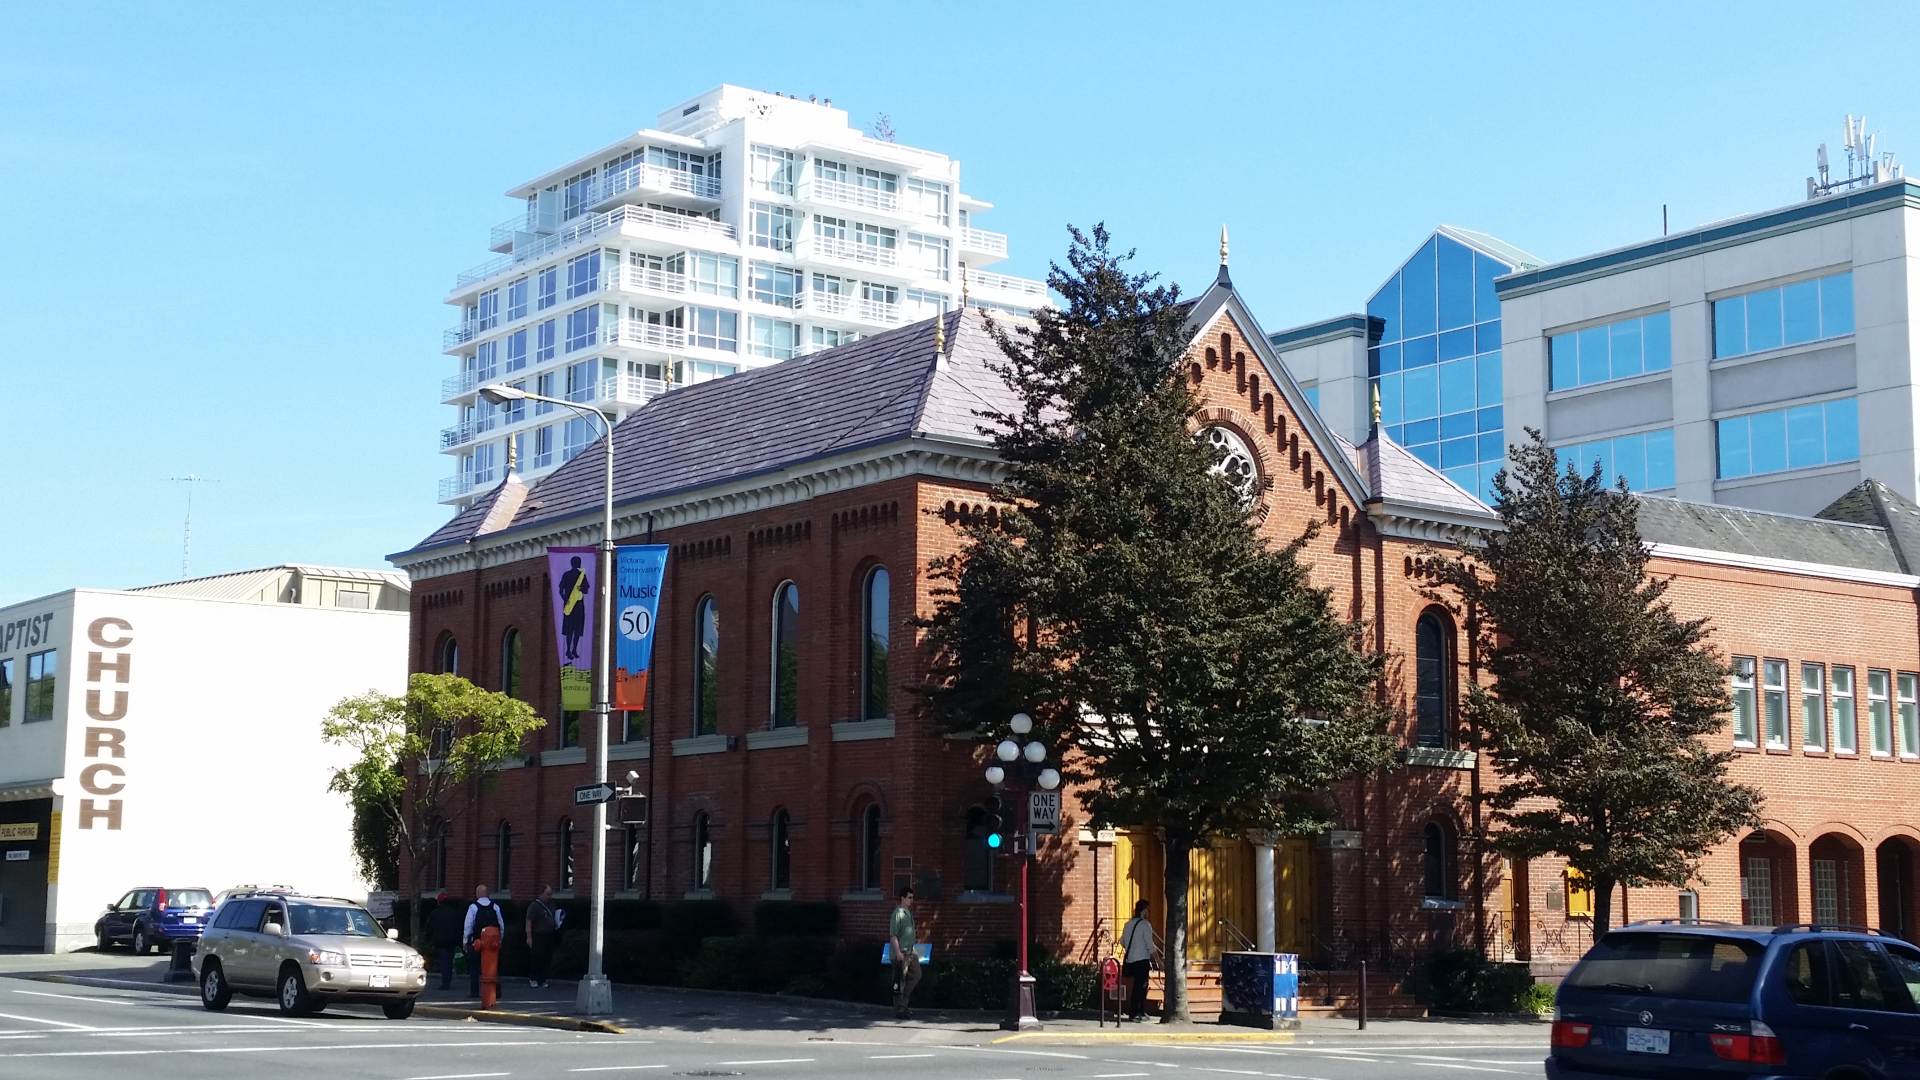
1423;820;1456;901
496;821;513;892
437;634;460;676
862;567;890;720
770;582;800;728
770;809;792;891
692;812;713;892
500;629;522;699
1415;612;1453;749
859;804;883;891
426;818;449;891
557;817;576;891
694;597;720;736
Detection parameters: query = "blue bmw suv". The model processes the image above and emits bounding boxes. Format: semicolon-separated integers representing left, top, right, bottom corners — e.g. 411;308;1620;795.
1549;921;1920;1079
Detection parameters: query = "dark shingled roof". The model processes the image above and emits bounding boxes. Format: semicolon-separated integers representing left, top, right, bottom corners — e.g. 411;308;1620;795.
413;472;529;550
1349;431;1493;519
1635;492;1905;575
1815;479;1920;574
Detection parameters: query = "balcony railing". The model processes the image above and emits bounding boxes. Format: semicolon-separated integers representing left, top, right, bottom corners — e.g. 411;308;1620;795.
811;235;899;270
967;268;1049;303
606;265;690;298
596;161;721;204
604;318;690;352
960;226;1009;258
801;291;903;325
599;374;671;408
809;177;899;213
438;468;501;501
440;367;500;400
439;415;498;450
455;204;737;289
442;319;490;349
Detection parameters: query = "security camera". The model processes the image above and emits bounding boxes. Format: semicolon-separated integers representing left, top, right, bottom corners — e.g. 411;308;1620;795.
626;770;640;785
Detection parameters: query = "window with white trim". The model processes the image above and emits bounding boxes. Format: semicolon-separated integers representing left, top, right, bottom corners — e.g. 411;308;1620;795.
1870;669;1893;756
506;277;529;321
1763;659;1788;749
749;263;802;308
906;232;950;280
1743;856;1773;925
748;317;799;361
689;253;738;299
750;202;795;252
810;326;858;350
904;177;950;225
537;266;558;310
688;307;737;352
1832;666;1857;753
1812;858;1844;925
1802;663;1827;751
565;251;601;299
750;145;797;195
1678;889;1700;923
1900;673;1919;759
1730;657;1757;747
562;168;595;220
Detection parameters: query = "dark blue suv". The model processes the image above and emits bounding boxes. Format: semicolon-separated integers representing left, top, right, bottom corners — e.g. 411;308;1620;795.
1549;921;1920;1079
94;887;214;954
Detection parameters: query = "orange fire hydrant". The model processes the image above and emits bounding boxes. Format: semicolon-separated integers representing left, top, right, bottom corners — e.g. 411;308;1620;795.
476;925;502;1009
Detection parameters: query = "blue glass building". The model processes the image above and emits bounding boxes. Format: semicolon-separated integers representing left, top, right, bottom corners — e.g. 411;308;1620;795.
1366;228;1537;499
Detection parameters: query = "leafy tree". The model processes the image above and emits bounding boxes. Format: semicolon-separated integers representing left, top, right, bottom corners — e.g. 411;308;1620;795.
322;672;544;944
1426;431;1763;934
924;226;1392;1020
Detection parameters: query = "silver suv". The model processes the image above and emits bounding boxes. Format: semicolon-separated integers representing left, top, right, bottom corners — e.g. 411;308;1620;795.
194;892;426;1018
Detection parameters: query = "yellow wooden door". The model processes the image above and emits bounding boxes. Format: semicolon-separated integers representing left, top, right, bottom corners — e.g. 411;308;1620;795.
1186;838;1256;963
1112;830;1165;957
1277;838;1313;953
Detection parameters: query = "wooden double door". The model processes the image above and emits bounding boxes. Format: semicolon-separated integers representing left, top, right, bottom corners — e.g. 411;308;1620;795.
1112;831;1312;963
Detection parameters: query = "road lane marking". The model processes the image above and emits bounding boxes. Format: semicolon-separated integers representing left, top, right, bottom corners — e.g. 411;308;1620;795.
568;1068;666;1073
1093;1073;1152;1077
868;1053;936;1059
404;1074;512;1080
717;1059;814;1066
11;990;146;1006
0;1011;94;1030
0;1037;571;1059
0;1036;48;1041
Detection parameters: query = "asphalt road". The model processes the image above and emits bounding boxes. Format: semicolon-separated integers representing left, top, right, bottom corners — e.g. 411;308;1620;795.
0;977;1548;1079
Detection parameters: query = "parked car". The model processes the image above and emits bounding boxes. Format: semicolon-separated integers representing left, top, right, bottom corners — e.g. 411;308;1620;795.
209;884;295;912
94;886;214;954
1549;920;1920;1079
194;892;426;1018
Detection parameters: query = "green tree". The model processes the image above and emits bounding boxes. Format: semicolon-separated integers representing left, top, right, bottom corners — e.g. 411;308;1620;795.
1427;431;1763;934
924;227;1392;1020
322;672;544;944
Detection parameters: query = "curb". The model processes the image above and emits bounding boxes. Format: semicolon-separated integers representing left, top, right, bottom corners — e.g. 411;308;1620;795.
26;972;196;996
994;1030;1298;1044
413;1003;625;1035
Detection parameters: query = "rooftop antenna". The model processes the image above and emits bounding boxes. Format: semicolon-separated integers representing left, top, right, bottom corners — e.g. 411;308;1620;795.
1809;113;1902;199
166;474;219;577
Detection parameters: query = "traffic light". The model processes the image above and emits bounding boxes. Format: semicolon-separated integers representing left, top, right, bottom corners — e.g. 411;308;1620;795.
619;793;649;825
984;795;1006;850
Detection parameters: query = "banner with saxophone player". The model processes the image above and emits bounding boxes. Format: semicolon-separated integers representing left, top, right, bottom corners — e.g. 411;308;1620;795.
547;546;596;710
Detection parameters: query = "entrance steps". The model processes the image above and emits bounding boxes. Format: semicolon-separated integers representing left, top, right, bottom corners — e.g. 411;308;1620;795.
1148;964;1426;1020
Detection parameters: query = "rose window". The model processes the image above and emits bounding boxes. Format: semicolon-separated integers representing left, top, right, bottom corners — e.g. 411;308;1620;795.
1200;425;1259;505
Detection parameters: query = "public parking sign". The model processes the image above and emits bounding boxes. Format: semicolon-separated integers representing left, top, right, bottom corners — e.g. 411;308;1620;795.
1028;790;1061;835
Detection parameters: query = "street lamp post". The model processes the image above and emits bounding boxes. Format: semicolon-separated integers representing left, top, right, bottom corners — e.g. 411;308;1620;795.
480;383;616;1016
987;711;1061;1032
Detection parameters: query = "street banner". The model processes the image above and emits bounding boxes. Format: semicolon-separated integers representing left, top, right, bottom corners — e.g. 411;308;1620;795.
547;546;596;710
614;545;669;711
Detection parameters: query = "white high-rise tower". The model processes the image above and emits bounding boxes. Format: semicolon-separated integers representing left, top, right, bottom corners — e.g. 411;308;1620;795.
437;85;1046;505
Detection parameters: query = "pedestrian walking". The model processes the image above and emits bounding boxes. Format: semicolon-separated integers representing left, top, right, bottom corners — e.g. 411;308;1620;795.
426;890;464;990
1120;899;1158;1021
525;885;559;989
463;884;506;999
889;884;921;1020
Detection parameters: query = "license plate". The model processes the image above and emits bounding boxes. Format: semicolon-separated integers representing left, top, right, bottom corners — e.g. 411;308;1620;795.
1625;1027;1670;1054
181;916;197;924
368;974;390;989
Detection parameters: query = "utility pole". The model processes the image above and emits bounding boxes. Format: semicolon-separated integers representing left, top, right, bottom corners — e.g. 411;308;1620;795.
166;475;219;577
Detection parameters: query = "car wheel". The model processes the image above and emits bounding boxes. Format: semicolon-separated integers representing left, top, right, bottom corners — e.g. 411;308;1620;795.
381;998;415;1020
199;962;232;1011
277;965;313;1015
306;1000;327;1015
132;927;151;955
96;927;113;951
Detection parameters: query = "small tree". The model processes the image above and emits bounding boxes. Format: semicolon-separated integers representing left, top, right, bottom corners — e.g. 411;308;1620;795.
1427;431;1763;933
924;227;1391;1020
323;672;544;944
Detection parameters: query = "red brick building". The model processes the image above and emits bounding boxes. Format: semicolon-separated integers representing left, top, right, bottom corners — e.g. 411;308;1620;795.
390;266;1920;979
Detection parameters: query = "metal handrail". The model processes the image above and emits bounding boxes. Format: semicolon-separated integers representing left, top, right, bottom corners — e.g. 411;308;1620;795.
966;268;1049;300
1218;917;1256;952
809;176;899;212
810;235;900;268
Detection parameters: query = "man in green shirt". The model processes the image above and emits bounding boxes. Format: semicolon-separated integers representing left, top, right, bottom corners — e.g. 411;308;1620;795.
890;884;920;1019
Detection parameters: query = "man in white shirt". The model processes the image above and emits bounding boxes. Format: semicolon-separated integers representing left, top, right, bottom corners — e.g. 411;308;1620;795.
1119;900;1157;1021
463;884;506;999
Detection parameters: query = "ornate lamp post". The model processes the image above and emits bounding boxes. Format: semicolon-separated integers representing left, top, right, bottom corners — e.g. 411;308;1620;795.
987;711;1061;1032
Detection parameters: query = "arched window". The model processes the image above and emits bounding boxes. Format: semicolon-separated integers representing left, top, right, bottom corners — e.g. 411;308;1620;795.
1423;820;1456;901
859;804;883;892
770;582;800;728
557;817;576;891
694;597;720;736
770;809;792;891
500;629;522;699
436;634;460;676
862;567;891;720
426;818;449;891
496;821;513;893
622;824;643;893
692;812;713;892
1415;611;1453;749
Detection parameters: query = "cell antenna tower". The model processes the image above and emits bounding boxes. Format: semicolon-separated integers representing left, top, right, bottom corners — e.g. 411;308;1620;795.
166;474;219;577
1809;113;1903;199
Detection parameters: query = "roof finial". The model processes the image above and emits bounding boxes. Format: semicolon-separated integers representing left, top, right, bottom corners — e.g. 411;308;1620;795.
1219;224;1230;266
504;433;519;474
1370;382;1383;432
960;265;970;307
934;308;947;355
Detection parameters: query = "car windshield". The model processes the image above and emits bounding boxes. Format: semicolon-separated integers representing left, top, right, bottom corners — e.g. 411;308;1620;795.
1565;932;1762;1003
287;903;383;938
168;890;213;908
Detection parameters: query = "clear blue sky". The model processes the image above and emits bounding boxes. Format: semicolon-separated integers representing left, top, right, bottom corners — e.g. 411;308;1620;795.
4;1;1915;605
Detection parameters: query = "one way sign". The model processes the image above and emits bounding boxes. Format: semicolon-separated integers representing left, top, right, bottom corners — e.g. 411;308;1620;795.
573;782;618;806
1028;790;1061;836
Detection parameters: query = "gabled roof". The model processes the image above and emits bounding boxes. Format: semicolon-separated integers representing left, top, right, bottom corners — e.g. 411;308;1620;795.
414;473;530;551
1635;494;1904;575
1434;225;1542;272
1349;430;1495;522
1815;479;1920;574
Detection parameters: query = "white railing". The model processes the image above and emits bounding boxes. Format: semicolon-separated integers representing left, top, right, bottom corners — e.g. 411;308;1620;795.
809;177;899;213
438;469;500;501
967;268;1049;302
488;212;554;250
455;204;737;289
811;235;899;269
439;415;498;449
604;318;690;352
960;227;1009;258
440;368;499;400
606;265;690;298
596;162;722;203
801;291;903;325
442;320;488;349
599;374;671;407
